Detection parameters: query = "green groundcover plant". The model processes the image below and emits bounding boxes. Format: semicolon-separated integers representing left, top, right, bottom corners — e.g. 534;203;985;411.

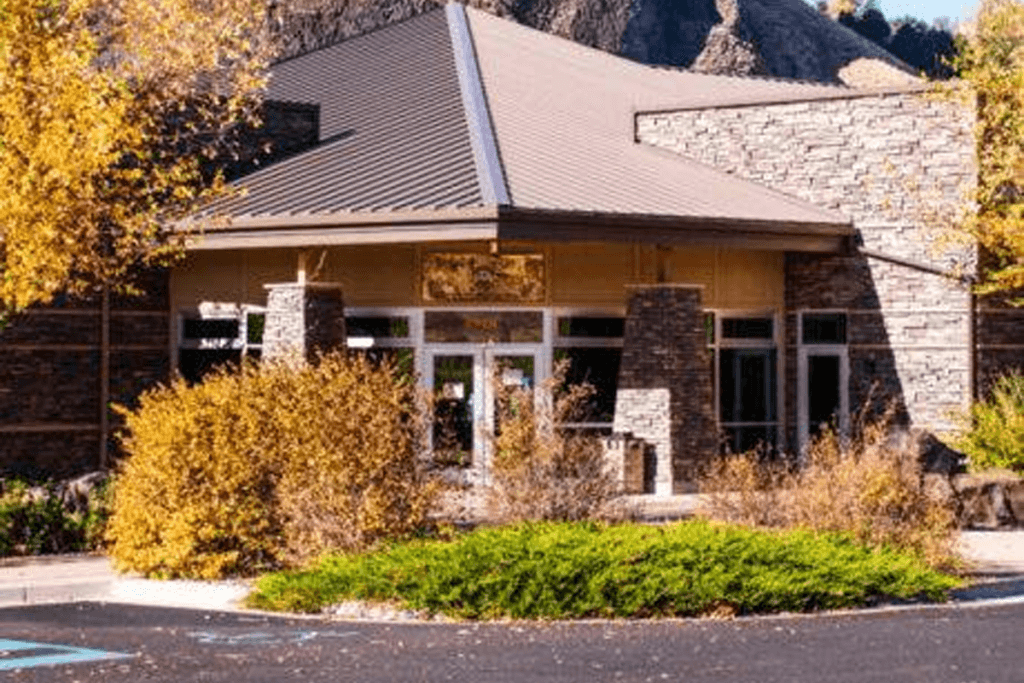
249;520;960;619
0;478;112;556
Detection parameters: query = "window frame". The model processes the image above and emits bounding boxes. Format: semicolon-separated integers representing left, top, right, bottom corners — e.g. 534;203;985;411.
551;307;624;431
178;304;266;357
796;309;850;454
706;308;783;453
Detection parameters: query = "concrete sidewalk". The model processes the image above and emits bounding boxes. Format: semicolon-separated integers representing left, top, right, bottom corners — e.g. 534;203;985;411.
0;554;250;611
0;528;1021;612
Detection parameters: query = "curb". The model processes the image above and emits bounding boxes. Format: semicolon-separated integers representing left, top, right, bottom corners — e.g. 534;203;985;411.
0;580;116;608
4;573;1024;615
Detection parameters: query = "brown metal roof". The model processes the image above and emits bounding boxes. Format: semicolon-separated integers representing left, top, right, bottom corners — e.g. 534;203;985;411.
464;6;850;226
199;3;856;250
210;9;485;218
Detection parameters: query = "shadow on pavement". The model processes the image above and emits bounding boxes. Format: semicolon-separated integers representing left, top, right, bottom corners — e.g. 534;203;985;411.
952;576;1024;602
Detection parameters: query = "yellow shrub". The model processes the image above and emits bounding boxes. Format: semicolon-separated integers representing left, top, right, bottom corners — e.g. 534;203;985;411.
107;353;436;578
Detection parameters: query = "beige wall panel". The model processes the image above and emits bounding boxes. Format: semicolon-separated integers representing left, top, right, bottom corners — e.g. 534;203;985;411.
550;242;635;307
171;244;784;313
171;250;248;313
244;249;298;304
715;249;785;308
172;249;299;313
665;247;717;306
323;245;417;306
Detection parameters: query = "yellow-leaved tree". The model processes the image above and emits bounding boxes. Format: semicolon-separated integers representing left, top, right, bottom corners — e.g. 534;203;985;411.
0;0;275;314
954;0;1024;295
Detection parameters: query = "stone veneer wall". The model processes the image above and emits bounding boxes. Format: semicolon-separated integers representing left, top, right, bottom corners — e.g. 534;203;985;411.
0;271;170;478
613;285;717;493
638;91;986;439
263;282;347;361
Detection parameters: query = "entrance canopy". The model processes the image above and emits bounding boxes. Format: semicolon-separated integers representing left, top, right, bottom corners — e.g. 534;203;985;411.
193;3;855;253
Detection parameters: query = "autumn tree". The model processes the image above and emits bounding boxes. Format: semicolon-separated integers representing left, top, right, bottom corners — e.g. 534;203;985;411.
953;0;1024;295
0;0;277;314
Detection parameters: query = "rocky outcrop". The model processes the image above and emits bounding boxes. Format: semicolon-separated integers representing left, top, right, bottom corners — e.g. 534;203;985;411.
954;472;1024;530
691;0;769;76
836;57;921;88
270;0;915;84
624;0;914;82
270;0;630;61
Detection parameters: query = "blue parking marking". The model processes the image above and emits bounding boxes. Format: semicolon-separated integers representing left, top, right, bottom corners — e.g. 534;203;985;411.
0;638;130;670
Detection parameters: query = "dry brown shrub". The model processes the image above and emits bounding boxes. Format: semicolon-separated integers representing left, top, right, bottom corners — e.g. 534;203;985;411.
486;362;628;522
699;405;959;568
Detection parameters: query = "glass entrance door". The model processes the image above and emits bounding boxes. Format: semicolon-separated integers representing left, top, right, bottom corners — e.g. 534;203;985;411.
426;346;541;482
431;354;479;468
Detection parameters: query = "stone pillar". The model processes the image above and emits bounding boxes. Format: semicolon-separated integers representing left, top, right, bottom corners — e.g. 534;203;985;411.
613;285;717;494
262;282;346;362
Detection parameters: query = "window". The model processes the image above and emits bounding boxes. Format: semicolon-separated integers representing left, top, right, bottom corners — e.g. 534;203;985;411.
798;311;849;451
708;312;780;454
801;312;846;345
556;316;625;338
345;309;416;379
553;313;624;432
345;316;410;339
178;305;265;383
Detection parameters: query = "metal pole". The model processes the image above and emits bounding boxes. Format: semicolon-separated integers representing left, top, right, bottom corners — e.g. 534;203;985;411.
99;286;110;471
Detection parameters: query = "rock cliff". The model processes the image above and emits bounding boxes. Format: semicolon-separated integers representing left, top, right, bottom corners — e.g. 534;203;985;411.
271;0;914;83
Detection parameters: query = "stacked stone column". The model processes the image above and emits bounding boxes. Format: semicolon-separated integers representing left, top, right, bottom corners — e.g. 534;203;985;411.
262;282;346;362
613;285;717;494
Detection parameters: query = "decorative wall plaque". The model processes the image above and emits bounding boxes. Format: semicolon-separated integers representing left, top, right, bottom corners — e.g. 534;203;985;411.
422;253;545;303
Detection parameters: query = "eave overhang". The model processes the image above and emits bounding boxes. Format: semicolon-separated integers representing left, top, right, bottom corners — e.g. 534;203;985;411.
185;205;854;253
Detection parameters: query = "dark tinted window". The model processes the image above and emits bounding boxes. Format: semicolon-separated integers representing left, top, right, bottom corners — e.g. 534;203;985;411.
719;349;777;423
721;318;773;340
554;347;621;423
722;426;778;455
246;313;265;345
183;318;239;340
557;317;624;338
345;316;409;338
802;313;847;344
178;349;242;383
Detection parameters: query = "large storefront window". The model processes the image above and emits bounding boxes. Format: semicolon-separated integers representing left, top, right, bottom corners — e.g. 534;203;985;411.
554;313;624;432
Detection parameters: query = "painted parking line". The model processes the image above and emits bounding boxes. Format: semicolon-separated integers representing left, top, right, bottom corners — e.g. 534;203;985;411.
188;629;361;646
0;638;130;671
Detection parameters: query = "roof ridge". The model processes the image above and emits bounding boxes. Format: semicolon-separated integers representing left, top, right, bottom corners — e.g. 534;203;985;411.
446;2;510;206
649;64;851;89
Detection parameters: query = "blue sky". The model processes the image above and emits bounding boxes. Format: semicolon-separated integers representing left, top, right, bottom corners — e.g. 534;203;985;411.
875;0;977;25
801;0;979;26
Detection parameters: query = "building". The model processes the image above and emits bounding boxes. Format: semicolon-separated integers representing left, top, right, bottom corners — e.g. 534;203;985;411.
2;3;1019;492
